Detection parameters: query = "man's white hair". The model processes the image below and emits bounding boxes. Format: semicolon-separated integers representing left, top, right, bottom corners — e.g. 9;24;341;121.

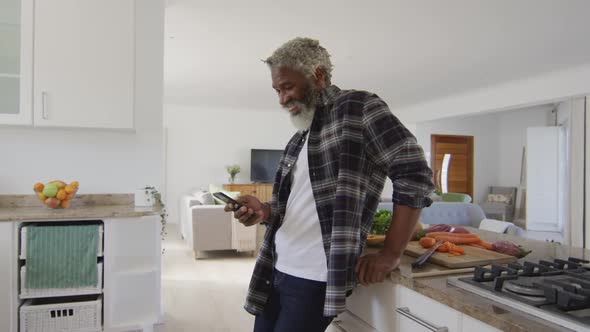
264;37;333;85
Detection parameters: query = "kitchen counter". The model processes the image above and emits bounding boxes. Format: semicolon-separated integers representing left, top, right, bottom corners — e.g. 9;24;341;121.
0;194;161;222
370;228;583;331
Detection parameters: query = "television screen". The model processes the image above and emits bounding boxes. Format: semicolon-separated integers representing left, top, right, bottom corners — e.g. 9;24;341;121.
251;149;282;183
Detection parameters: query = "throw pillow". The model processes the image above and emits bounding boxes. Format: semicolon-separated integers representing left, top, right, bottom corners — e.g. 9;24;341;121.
194;190;214;205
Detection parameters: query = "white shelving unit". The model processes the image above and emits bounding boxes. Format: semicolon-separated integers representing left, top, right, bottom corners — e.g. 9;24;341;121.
17;222;105;332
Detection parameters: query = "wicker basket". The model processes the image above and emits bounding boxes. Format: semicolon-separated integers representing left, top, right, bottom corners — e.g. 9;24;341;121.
20;263;103;299
20;225;104;259
20;296;102;332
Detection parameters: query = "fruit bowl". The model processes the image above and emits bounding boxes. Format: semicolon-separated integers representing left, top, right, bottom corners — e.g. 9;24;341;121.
33;180;79;209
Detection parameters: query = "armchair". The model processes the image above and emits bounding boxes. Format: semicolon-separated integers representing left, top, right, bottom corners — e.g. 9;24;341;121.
179;190;256;259
479;186;517;222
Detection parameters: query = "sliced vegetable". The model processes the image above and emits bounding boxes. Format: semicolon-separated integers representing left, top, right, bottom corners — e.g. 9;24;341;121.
419;237;436;248
492;241;532;258
435;241;465;256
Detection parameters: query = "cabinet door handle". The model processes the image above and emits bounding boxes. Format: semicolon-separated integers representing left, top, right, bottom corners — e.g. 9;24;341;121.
41;91;48;120
396;307;448;332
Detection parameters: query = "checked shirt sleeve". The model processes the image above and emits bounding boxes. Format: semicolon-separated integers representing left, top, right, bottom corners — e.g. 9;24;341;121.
363;96;434;208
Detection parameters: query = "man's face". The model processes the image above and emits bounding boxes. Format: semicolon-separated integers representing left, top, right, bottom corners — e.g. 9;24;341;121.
271;67;318;130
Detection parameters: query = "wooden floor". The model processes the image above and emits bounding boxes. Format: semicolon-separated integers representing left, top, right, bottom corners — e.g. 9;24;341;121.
155;223;339;332
155;223;257;332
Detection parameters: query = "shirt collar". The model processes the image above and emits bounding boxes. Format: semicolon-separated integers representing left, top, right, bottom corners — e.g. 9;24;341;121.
318;85;341;107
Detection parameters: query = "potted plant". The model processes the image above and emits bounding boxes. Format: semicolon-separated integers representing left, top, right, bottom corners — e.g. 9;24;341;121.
226;165;241;184
136;186;168;252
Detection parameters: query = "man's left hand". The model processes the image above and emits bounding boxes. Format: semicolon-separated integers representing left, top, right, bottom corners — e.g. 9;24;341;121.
355;251;401;285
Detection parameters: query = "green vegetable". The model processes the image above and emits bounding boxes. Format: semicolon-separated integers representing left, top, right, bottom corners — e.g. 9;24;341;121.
371;209;392;235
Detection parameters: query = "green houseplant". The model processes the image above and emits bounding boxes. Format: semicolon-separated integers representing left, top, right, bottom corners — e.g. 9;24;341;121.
142;186;168;252
226;165;241;184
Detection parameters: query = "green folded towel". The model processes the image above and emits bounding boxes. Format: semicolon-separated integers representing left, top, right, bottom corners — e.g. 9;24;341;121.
25;225;99;289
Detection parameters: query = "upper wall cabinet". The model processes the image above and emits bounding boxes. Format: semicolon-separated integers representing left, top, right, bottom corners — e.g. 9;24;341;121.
33;0;135;129
0;0;32;125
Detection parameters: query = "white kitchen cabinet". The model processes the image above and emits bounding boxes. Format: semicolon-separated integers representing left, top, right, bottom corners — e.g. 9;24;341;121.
103;216;162;331
0;0;33;125
332;310;380;332
32;0;135;129
345;282;398;331
0;222;17;332
397;286;461;332
461;314;501;332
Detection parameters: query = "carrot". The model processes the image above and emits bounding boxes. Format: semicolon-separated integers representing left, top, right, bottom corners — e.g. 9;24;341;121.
477;240;494;250
431;235;481;244
468;243;487;250
419;237;436;248
437;242;449;252
426;232;480;239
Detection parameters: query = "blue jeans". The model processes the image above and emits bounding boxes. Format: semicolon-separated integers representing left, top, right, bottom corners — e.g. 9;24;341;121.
253;269;334;332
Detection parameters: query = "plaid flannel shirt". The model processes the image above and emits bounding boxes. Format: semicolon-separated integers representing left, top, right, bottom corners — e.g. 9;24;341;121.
244;85;434;317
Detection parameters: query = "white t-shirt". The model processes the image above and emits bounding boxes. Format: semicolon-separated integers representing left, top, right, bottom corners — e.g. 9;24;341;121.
274;135;328;282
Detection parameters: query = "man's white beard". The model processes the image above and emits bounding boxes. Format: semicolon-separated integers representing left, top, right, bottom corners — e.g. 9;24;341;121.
289;102;315;130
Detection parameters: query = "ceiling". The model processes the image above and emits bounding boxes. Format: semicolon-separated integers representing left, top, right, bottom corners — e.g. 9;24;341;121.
164;0;590;113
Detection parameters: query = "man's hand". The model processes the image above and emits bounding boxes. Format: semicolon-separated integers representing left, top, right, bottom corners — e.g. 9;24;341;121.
223;195;268;226
355;251;401;285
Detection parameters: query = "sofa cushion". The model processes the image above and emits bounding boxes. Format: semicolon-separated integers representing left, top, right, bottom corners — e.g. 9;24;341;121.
193;190;215;205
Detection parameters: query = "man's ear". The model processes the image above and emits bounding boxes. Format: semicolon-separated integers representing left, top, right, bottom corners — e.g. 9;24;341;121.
314;68;326;89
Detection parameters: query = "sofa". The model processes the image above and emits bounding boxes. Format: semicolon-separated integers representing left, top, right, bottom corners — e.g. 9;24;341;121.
179;189;257;259
377;202;486;228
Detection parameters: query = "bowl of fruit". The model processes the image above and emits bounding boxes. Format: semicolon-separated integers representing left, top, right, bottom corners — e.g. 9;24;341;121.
33;180;79;209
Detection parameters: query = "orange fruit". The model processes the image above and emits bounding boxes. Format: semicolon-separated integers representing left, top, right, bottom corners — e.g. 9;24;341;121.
70;181;79;188
33;183;44;192
60;200;70;209
56;189;67;201
65;185;76;194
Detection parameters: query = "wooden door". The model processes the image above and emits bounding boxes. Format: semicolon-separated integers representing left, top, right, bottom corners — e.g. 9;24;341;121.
431;135;474;199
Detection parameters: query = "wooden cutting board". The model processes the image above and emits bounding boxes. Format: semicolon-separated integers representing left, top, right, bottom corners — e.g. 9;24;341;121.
404;241;517;268
397;254;478;278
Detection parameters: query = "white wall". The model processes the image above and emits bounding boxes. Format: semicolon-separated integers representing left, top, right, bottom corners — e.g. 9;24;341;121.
415;106;552;204
497;105;554;187
0;1;164;195
164;105;295;224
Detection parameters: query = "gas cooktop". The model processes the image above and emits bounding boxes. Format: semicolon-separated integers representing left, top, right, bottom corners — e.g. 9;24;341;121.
448;257;590;331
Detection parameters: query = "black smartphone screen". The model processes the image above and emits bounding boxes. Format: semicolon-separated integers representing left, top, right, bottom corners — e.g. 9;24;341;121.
212;192;242;210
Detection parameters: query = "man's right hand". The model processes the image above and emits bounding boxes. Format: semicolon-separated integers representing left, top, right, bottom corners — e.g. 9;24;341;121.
223;195;268;226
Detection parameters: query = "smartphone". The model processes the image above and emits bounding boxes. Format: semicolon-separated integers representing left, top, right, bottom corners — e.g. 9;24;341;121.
212;192;243;211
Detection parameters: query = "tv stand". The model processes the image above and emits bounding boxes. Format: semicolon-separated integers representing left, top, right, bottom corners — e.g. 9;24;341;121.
223;184;272;202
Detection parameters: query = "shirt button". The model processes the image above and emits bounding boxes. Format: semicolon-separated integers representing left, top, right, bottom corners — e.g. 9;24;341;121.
265;280;270;285
287;163;291;168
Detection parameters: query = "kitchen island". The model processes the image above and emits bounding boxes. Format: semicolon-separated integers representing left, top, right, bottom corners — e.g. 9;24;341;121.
340;229;582;332
0;194;162;332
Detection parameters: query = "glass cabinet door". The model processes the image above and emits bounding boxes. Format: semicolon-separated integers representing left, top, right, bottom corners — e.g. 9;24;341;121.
0;0;32;124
